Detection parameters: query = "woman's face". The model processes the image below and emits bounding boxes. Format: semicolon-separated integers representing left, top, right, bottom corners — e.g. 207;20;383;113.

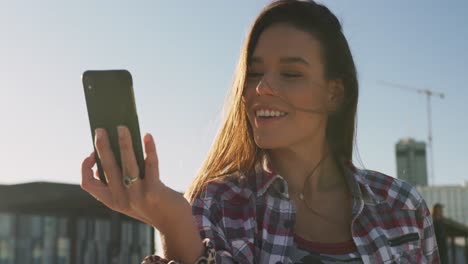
243;23;335;150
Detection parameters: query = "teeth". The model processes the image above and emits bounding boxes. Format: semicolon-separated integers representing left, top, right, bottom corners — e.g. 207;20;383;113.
256;109;287;117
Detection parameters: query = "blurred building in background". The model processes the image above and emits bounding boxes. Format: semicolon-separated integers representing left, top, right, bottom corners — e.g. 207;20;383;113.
395;137;468;263
0;182;155;264
396;137;428;187
417;184;468;226
417;184;468;263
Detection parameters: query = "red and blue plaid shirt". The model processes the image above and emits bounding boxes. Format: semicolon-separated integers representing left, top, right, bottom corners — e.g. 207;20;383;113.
145;159;440;263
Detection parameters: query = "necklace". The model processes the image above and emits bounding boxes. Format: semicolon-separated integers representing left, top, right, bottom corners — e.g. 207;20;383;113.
293;151;339;223
297;151;326;202
293;152;350;227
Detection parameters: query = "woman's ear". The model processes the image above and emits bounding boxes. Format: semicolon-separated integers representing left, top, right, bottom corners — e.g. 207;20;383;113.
327;79;344;113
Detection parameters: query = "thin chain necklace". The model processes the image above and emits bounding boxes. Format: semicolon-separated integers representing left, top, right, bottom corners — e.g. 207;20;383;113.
297;153;326;202
291;153;351;228
295;152;328;219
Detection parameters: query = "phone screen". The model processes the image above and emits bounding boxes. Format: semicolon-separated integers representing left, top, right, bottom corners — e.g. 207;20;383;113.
82;70;145;184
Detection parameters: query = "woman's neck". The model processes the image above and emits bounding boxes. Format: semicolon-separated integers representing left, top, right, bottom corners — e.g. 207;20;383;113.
267;141;344;196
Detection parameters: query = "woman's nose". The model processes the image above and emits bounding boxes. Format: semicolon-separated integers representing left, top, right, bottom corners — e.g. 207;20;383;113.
256;76;276;96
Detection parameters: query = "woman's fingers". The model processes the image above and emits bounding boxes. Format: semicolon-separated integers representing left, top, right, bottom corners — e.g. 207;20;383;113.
82;129;165;224
94;128;124;189
81;152;148;222
144;133;159;174
80;152;96;184
118;126;141;182
143;133;160;181
142;133;165;204
118;126;144;207
81;152;113;206
95;128;134;211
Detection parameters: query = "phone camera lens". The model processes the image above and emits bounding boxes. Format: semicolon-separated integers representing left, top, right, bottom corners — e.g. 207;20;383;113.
84;76;93;91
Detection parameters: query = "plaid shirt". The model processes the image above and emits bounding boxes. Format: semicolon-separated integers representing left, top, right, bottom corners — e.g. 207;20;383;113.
144;159;440;263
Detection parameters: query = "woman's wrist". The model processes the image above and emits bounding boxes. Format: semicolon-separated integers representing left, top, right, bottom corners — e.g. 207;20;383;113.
140;184;204;262
142;239;215;264
160;225;204;263
148;185;193;231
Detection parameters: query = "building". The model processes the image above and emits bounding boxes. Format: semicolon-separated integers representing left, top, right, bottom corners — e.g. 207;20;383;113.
395;138;428;186
417;184;468;264
0;182;155;264
417;184;468;226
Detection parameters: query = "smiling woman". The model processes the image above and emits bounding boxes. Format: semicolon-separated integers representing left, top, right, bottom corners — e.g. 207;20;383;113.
80;0;440;263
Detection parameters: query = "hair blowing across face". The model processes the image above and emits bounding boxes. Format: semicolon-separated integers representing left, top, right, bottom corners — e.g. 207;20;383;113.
186;0;359;201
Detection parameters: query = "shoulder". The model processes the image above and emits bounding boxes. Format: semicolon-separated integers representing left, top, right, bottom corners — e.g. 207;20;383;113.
356;168;425;210
190;172;258;233
193;171;255;207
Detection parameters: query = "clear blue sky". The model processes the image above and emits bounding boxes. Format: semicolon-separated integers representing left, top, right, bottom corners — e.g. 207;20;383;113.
1;0;467;191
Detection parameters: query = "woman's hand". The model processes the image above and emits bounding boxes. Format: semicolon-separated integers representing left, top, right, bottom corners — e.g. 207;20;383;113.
81;126;192;231
81;126;172;228
80;126;204;262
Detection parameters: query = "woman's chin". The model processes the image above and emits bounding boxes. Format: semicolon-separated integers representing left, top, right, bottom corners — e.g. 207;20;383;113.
254;137;286;150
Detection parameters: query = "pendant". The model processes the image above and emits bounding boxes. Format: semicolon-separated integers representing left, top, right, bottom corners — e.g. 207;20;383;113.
299;193;304;200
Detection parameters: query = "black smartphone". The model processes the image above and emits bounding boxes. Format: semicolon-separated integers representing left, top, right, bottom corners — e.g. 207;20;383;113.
82;70;145;184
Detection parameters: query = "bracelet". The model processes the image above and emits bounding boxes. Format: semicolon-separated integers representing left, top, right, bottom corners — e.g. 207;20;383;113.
191;238;216;264
141;238;216;264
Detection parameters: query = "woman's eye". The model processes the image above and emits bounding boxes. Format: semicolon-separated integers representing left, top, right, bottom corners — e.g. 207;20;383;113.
247;72;263;79
282;73;302;78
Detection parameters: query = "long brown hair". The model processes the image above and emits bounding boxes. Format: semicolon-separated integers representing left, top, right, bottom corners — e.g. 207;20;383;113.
186;0;359;202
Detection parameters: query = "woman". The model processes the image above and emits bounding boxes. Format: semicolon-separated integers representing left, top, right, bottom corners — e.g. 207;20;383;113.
81;0;440;263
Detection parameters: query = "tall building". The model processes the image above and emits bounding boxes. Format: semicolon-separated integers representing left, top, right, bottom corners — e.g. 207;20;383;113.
395;138;428;186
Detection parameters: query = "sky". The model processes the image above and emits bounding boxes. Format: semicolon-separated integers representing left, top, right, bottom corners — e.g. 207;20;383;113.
1;0;467;193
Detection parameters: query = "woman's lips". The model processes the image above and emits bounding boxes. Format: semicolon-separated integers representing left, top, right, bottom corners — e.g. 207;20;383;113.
249;103;289;126
254;113;288;126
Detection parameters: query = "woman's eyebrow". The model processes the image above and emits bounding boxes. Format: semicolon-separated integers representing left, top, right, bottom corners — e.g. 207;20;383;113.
249;57;262;65
249;56;310;66
279;57;310;66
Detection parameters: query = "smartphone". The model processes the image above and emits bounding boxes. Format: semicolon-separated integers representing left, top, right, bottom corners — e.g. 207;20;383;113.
82;70;145;184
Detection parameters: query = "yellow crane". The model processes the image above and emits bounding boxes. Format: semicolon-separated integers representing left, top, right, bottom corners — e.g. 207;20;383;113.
378;80;445;186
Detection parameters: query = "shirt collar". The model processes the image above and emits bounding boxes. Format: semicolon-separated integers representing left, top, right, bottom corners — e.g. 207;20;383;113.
347;162;385;205
255;154;285;198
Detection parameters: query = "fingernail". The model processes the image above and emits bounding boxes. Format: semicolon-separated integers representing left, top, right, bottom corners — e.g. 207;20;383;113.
95;128;103;139
143;133;151;143
118;126;126;137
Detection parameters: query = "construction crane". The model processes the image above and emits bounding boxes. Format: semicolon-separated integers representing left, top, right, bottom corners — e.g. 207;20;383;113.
378;80;445;186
